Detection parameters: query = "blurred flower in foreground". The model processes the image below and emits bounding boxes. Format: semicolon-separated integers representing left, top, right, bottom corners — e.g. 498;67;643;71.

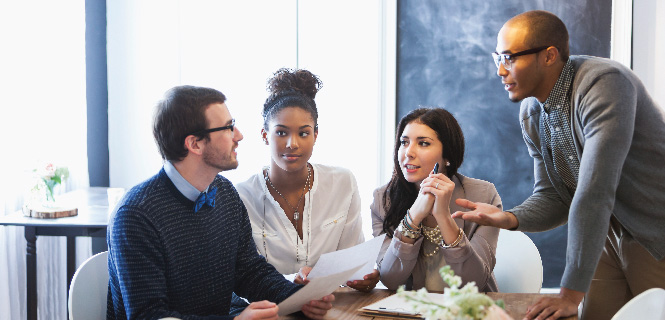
397;266;512;320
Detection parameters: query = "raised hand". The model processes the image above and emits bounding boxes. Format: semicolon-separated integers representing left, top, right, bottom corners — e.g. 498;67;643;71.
421;173;455;219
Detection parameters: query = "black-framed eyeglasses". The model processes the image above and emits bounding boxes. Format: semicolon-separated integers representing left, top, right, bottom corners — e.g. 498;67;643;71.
187;119;235;138
492;46;550;70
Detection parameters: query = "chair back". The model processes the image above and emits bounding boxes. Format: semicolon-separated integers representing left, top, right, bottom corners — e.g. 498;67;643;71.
68;251;109;320
494;230;543;293
612;288;665;320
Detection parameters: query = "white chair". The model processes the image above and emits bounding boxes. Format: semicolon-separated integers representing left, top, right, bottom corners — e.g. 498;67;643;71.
612;288;665;320
494;230;543;293
68;251;109;320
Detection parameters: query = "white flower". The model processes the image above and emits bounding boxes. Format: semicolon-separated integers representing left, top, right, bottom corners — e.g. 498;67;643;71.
397;266;513;320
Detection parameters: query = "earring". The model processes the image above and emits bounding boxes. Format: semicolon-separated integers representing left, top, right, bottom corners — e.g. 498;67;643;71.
263;138;269;145
446;161;451;166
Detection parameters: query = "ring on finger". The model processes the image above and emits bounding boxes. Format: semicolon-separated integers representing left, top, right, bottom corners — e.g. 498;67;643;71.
435;182;440;189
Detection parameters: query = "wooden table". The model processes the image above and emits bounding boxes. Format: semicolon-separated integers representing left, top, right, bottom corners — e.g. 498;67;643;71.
280;287;578;319
0;187;110;320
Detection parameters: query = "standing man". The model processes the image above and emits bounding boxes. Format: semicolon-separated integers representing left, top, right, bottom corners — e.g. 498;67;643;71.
107;85;333;320
453;10;665;320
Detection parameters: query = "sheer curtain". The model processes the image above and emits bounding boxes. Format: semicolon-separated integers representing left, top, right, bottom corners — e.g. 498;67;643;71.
0;1;89;320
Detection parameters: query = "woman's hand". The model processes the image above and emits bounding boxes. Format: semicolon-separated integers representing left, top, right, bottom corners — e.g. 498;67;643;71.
409;185;436;225
346;269;380;292
294;266;312;285
422;173;455;219
421;173;461;245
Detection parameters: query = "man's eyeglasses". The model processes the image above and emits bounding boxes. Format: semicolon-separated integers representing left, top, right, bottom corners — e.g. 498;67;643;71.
187;119;235;139
492;46;550;70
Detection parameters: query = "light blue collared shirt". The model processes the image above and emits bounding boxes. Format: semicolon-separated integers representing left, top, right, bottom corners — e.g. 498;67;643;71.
163;161;208;202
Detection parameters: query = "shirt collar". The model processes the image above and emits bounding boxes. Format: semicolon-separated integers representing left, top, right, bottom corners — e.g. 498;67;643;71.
542;59;575;112
164;160;207;201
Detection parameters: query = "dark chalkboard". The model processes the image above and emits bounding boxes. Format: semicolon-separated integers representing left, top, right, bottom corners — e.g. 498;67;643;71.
397;0;611;287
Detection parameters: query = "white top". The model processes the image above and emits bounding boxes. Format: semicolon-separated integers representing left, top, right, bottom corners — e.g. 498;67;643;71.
236;163;365;274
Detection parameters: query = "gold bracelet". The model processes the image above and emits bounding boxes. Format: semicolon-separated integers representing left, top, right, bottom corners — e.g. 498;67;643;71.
440;227;464;248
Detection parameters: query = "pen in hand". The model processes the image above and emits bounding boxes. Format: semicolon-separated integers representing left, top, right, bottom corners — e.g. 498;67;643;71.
432;162;439;174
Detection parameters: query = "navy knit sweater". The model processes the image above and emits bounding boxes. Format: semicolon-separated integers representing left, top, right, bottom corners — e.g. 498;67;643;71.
107;169;301;319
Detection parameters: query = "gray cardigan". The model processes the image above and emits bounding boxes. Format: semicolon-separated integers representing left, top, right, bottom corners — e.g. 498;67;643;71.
372;174;501;292
510;55;665;292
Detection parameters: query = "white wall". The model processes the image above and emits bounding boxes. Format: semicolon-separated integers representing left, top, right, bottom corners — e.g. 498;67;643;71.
108;1;389;238
633;0;665;108
108;0;297;190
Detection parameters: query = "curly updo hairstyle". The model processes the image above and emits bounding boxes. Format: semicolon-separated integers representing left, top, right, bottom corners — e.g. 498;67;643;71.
262;68;322;130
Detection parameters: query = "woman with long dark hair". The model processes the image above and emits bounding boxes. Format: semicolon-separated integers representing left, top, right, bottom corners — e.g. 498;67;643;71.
372;107;501;292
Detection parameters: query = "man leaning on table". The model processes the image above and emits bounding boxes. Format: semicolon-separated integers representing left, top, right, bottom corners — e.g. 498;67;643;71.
452;10;665;320
107;85;333;320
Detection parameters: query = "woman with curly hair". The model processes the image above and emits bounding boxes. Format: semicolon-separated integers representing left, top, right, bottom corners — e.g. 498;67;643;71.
236;68;379;292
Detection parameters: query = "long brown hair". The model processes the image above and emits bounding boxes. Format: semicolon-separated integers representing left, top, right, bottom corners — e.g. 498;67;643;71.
382;107;465;236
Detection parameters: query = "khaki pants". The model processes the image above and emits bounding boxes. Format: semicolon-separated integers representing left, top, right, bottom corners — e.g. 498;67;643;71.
580;216;665;320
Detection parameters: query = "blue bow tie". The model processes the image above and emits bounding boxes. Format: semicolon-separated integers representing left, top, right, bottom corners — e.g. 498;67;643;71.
194;187;217;212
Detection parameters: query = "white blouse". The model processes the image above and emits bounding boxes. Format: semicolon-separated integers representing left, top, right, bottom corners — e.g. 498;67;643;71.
236;163;365;274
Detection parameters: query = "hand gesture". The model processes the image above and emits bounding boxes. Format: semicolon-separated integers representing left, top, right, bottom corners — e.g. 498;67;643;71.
451;199;518;230
421;173;455;219
301;294;335;319
409;186;435;225
346;269;380;292
234;300;279;320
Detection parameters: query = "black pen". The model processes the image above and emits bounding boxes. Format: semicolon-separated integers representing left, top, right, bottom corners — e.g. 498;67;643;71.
432;162;439;174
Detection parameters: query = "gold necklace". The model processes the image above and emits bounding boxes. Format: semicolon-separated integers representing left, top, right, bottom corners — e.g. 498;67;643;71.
262;164;312;264
421;224;443;257
265;165;310;222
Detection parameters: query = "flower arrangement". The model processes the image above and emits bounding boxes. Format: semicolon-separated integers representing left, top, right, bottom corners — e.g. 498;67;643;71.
397;266;512;320
34;163;69;202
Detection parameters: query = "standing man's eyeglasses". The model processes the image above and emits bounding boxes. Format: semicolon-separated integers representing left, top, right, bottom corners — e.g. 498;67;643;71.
492;46;551;70
187;119;235;139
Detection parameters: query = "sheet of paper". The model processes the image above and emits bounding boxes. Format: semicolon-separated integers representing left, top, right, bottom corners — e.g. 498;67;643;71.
277;263;364;316
307;234;386;281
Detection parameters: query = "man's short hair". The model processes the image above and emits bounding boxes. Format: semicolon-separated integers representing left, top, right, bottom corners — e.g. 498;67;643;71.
153;85;226;161
513;10;570;62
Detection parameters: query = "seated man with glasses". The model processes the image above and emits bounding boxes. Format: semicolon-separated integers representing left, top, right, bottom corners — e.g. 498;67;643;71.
107;85;334;320
454;10;665;320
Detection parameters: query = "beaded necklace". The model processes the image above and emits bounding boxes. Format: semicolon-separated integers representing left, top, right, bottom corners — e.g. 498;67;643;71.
421;224;443;257
261;164;312;265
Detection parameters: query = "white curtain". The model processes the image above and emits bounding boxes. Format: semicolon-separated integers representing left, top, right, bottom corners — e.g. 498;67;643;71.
0;1;89;320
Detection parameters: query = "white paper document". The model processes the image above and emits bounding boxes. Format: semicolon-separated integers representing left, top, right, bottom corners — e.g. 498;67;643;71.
307;234;386;282
277;263;364;316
